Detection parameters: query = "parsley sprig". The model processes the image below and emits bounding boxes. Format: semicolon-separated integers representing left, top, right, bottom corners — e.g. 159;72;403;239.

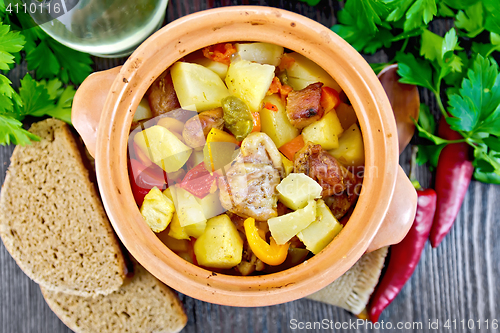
411;54;500;181
334;0;500;184
0;9;92;146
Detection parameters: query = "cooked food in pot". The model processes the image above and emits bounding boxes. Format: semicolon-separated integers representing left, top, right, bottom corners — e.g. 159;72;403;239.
128;42;365;275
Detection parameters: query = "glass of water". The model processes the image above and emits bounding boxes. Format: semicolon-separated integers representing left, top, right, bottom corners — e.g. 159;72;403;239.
31;0;169;57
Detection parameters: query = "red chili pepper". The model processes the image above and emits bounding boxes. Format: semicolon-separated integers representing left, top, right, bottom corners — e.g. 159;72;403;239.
369;188;437;322
179;162;218;199
430;118;474;248
129;159;167;206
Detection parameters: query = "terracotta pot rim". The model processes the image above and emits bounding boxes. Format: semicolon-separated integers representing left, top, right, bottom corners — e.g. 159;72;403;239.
95;6;398;306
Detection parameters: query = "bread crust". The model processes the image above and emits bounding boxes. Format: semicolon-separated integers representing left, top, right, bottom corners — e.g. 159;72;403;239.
41;263;187;333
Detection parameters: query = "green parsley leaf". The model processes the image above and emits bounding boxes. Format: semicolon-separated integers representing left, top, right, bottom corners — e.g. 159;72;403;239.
396;51;435;91
472;43;497;59
447;55;500;135
444;51;470;88
404;0;437;31
473;145;500;183
442;28;463;57
26;39;61;79
22;27;92;85
483;0;500;35
385;0;415;22
485;15;500;36
0;75;22;119
0;74;17;101
16;74;54;119
0;114;39;146
370;63;392;75
45;38;93;85
439;28;463;77
0;22;25;70
418;103;436;133
472;143;500;176
414;120;450;144
420;29;443;61
337;0;389;35
332;24;393;54
39;78;64;100
442;0;480;10
474;169;500;184
455;1;484;37
14;75;74;125
18;25;44;54
416;143;446;168
0;23;24;54
44;85;75;125
0;93;13;115
438;2;456;17
419;28;463;91
483;136;500;151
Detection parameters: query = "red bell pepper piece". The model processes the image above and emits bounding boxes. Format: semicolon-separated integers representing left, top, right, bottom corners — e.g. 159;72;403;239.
369;188;437;322
129;159;167;206
430;118;474;247
179;162;218;199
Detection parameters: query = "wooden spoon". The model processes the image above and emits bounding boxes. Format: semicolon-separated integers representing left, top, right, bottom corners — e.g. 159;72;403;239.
378;64;420;154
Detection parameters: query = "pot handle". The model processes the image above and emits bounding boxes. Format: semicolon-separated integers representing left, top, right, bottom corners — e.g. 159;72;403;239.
72;66;122;158
366;165;417;253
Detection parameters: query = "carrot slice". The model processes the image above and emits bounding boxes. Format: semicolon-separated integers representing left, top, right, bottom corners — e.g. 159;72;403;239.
278;53;296;71
202;43;236;65
279;135;305;161
267;76;281;95
251;112;261;132
264;102;278;112
320;86;341;113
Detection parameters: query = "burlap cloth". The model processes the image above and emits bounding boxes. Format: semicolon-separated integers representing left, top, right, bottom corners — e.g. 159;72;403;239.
306;247;388;315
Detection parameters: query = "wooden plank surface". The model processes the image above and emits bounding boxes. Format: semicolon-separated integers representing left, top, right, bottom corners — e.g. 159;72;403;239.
1;1;499;332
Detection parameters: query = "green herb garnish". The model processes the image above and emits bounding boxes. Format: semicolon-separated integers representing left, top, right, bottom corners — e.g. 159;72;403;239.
0;9;92;146
334;0;500;184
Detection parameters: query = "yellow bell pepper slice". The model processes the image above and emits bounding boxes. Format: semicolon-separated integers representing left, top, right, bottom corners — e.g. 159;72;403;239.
203;128;240;172
243;217;289;266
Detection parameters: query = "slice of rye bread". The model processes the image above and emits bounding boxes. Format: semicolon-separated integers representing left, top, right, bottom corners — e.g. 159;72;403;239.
41;263;188;333
0;118;127;296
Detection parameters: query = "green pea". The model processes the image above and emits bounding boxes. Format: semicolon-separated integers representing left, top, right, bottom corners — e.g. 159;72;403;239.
221;96;254;141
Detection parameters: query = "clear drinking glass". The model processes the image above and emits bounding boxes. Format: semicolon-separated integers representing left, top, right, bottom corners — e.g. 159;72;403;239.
32;0;169;57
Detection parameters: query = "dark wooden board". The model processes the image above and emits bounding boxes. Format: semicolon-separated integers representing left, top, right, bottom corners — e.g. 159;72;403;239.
1;1;500;332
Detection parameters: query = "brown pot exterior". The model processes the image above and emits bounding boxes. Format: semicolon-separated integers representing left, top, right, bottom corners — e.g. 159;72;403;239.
72;6;417;306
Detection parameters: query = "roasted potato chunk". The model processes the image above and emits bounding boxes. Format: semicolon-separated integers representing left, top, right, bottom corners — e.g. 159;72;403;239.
140;187;175;233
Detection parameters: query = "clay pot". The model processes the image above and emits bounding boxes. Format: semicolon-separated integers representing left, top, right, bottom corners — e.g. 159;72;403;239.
72;6;417;307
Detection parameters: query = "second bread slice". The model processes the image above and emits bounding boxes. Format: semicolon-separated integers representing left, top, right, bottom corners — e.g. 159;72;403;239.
42;263;188;333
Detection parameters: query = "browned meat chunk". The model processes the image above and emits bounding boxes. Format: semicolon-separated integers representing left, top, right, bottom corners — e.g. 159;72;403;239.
324;192;359;220
294;142;356;197
218;133;283;221
285;82;324;129
182;108;224;148
148;70;181;117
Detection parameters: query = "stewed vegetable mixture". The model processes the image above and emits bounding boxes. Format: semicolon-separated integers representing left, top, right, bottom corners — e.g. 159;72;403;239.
128;42;365;275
